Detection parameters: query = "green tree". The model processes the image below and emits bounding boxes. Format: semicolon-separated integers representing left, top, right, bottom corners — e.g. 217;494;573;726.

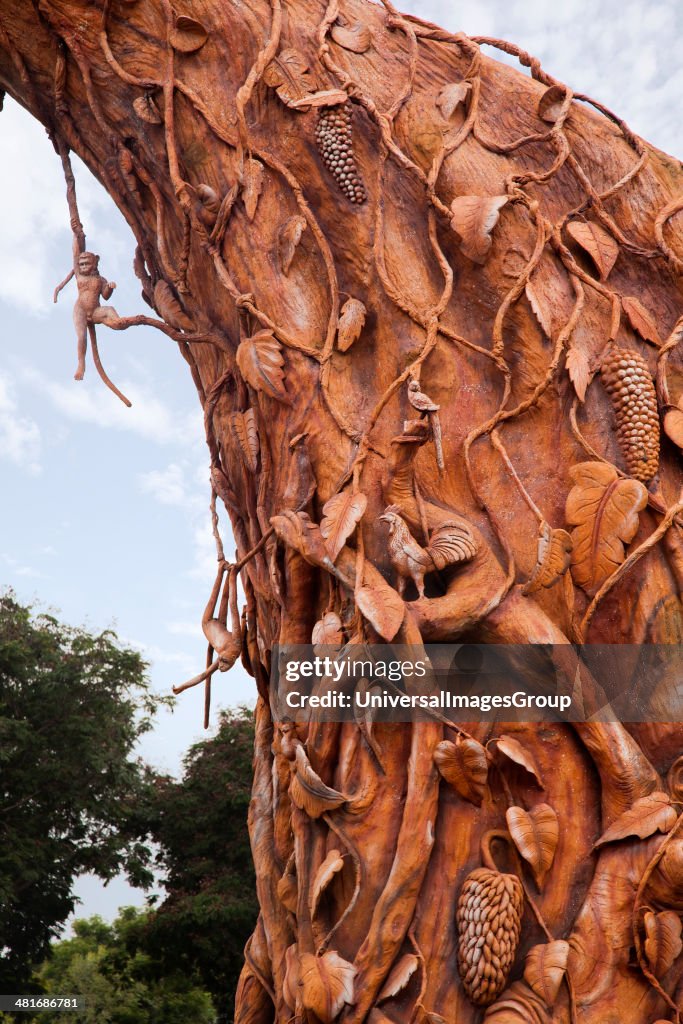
141;709;258;1022
31;908;215;1024
0;593;167;990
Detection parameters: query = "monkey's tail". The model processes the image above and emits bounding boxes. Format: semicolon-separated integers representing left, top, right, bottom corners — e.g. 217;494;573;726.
88;324;132;407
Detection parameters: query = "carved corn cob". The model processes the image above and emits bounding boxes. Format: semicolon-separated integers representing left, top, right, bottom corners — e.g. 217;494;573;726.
456;868;524;1006
315;104;367;204
601;346;660;482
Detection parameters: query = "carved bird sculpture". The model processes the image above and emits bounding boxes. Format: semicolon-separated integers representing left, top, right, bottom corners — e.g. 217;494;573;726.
379;504;477;598
407;378;444;470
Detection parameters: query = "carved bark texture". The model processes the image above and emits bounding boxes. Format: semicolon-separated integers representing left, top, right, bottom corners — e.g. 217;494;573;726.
2;2;683;1021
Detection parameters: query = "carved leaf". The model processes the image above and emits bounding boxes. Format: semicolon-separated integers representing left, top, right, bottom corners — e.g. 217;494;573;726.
230;408;259;473
622;295;661;347
450;195;508;265
299;951;356;1023
287;89;349;110
278;215;307;275
565;462;648;596
566;345;591;402
594;791;677;849
538;85;567;124
271;510;334;568
495;735;543;787
263;48;314;105
436;81;470;119
236;329;288;401
523;522;573;595
243;158;264;221
153;279;194;331
377;953;419;1001
283;944;300;1011
196;183;220;215
312;611;343;647
434;737;488;806
331;21;371;53
644;910;683;977
337;298;367;352
290;745;345;818
663;405;683;449
277;867;298;914
355;584;404;642
133;93;162;124
525;281;552;337
506;803;558;887
311;849;344;918
566;220;619;281
170;16;208;54
320;491;367;561
524;940;570;1005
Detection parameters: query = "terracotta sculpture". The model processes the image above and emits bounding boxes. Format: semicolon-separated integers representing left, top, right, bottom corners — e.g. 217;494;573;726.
54;236;119;380
2;1;683;1020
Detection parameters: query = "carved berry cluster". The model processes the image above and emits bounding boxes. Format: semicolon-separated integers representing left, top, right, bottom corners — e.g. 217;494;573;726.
601;346;660;482
315;103;366;204
456;868;523;1006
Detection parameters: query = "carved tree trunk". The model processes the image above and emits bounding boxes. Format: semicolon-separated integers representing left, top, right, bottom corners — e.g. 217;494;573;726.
3;2;683;1021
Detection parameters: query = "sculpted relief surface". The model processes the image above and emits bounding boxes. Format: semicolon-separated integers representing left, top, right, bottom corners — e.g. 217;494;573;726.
2;1;683;1020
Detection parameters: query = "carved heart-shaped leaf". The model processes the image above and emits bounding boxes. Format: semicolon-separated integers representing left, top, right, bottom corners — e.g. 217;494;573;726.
312;611;343;647
622;295;661;346
594;791;676;849
565;462;647;596
523;522;573;595
450;195;508;265
377;953;419;1001
337;298;367;352
170;16;208;54
566;345;592;402
311;849;344;918
300;951;356;1023
434;737;488;806
133;93;162;124
355;584;404;642
243;158;264;221
230;408;259;473
330;20;372;53
283;944;300;1011
494;734;543;787
537;85;567;124
524;940;569;1005
644;910;683;977
236;329;288;401
291;745;345;818
506;803;558;887
320;491;367;561
153;279;194;331
436;81;470;120
271;510;334;568
663;405;683;450
567;220;619;281
278;215;307;275
264;48;314;105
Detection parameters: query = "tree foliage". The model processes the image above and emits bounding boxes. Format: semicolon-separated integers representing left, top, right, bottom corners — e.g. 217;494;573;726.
30;908;214;1024
0;593;167;989
141;709;258;1021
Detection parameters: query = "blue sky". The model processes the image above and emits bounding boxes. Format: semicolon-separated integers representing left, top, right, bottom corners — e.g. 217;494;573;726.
1;0;681;923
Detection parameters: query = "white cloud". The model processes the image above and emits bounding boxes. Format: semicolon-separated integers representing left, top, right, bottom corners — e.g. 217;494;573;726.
0;372;41;473
139;463;189;506
22;366;202;447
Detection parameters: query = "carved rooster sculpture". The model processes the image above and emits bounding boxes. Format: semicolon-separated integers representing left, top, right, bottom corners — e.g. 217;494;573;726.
379;504;478;598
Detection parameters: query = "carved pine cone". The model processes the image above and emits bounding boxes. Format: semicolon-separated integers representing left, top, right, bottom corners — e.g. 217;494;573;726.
601;346;660;482
315;104;367;204
456;868;524;1007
